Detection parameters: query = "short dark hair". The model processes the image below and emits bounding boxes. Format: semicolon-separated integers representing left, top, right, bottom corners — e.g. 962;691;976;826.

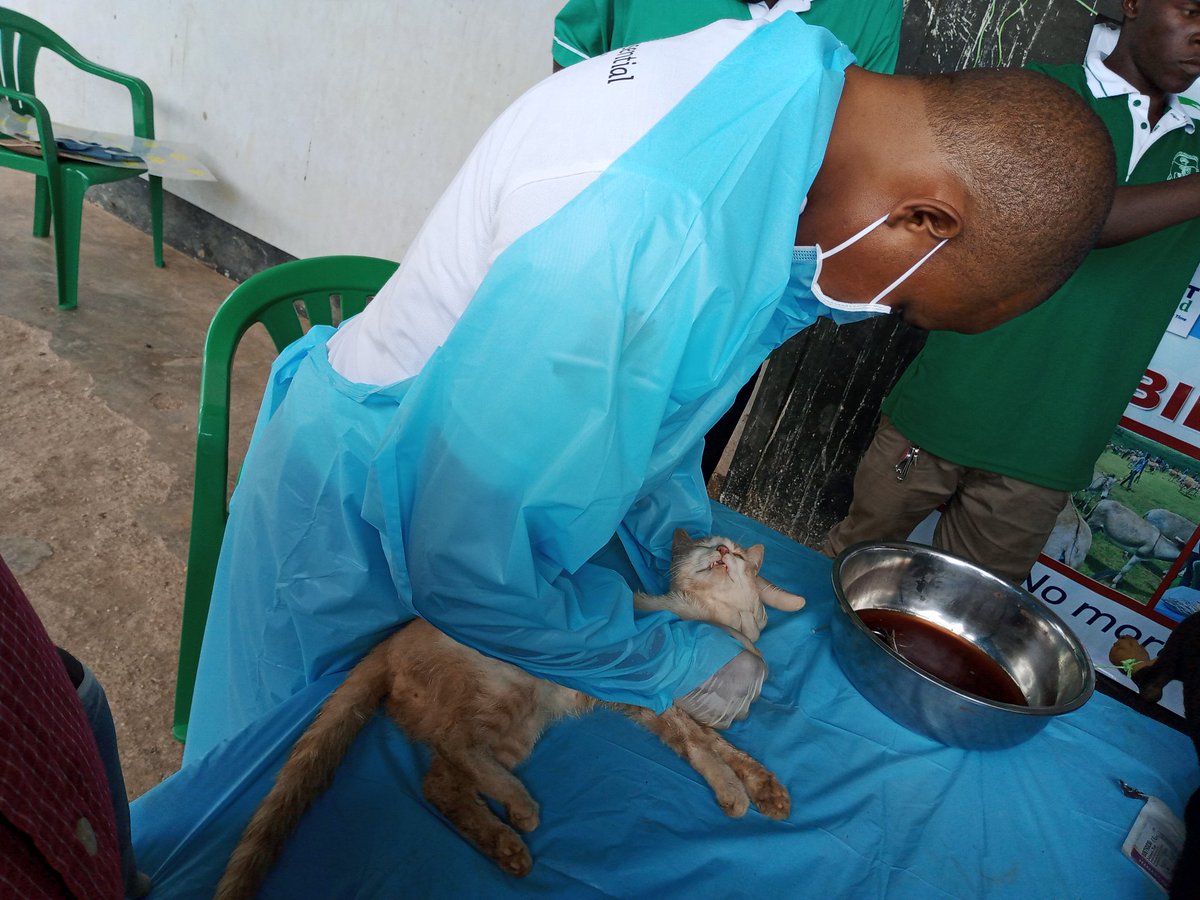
920;67;1115;303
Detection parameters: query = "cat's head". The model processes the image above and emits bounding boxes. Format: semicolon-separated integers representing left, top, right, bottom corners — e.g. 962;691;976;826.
669;529;805;642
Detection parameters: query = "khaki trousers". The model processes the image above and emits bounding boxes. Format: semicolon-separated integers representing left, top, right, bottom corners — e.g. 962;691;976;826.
822;416;1068;585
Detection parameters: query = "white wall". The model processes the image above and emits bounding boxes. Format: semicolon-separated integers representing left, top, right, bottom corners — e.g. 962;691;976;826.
5;1;562;261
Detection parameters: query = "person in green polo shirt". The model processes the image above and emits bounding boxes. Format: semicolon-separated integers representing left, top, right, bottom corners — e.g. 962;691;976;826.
552;1;902;78
825;0;1200;584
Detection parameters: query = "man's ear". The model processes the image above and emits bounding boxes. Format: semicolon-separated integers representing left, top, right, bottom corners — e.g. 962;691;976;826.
887;197;963;241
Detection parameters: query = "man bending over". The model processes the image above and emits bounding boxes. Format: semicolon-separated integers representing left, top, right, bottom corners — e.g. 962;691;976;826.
183;15;1114;762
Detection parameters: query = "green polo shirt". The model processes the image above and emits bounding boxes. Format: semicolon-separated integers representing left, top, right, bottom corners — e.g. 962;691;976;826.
552;0;902;74
882;62;1200;491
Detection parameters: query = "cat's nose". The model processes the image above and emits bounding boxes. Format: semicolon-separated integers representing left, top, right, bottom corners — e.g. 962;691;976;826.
717;545;729;557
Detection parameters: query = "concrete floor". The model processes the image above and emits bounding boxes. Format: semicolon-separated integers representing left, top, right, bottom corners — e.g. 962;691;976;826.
0;167;276;798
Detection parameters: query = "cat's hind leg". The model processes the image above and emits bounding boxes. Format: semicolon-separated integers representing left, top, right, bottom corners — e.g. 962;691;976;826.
383;694;541;832
616;704;752;817
437;745;541;833
423;754;534;877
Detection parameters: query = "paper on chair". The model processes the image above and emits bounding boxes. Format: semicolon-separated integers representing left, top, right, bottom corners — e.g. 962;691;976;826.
0;100;215;181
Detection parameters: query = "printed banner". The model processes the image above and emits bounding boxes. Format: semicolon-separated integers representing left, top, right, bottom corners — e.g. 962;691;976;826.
949;281;1200;718
908;22;1200;720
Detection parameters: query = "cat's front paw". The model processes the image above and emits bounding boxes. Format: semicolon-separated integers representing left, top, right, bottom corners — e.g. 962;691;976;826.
749;772;791;820
714;776;751;818
726;754;791;820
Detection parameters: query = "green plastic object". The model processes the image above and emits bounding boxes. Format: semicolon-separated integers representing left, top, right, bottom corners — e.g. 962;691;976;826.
172;255;400;743
0;7;163;310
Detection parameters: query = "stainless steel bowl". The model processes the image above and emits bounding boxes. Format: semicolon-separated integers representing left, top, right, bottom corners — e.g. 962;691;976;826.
830;542;1094;749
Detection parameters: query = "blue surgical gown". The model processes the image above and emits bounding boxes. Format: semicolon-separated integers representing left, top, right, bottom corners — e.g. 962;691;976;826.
185;16;854;762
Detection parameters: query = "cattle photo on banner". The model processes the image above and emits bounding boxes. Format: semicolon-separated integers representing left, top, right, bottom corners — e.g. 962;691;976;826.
1036;270;1200;719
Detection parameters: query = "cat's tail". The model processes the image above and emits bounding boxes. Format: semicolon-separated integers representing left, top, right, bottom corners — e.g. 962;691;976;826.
214;642;393;900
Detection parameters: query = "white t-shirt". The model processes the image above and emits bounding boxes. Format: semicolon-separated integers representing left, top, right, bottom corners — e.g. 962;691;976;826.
748;0;812;18
327;18;769;386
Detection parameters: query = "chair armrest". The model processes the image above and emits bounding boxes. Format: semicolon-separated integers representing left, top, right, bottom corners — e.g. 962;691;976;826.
0;85;60;173
44;44;155;140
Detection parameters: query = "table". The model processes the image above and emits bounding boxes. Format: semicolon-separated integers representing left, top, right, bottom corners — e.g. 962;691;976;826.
132;504;1198;898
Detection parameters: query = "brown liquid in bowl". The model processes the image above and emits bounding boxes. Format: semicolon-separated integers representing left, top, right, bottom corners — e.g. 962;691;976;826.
856;608;1028;707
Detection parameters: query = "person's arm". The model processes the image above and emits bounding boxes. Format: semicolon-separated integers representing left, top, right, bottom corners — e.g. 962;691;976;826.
1024;59;1200;248
1097;172;1200;247
551;0;609;71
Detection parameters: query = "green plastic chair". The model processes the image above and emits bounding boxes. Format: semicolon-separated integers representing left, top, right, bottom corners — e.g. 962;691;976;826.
0;7;163;309
172;255;400;743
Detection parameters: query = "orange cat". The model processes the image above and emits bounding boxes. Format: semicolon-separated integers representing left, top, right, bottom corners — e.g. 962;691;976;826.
216;530;804;897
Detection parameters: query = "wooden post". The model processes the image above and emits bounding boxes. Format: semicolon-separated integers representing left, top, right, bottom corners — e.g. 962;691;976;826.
720;0;1120;546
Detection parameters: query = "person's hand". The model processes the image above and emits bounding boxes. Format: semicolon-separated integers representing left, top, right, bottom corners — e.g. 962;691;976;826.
676;628;766;729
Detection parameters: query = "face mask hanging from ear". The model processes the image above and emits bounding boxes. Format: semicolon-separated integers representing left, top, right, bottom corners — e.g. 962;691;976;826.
796;214;948;322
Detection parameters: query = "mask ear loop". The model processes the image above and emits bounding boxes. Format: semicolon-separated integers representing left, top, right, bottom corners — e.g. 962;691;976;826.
817;215;888;259
867;238;948;307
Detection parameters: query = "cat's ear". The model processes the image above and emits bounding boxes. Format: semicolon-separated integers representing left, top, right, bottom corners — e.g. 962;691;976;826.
757;576;806;611
672;529;693;555
745;544;764;573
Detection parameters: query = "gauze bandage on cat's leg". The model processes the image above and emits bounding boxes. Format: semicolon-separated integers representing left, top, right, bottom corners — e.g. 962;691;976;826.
677;627;765;729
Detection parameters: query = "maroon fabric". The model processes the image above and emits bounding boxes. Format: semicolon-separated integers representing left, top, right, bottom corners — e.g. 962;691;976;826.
0;554;122;899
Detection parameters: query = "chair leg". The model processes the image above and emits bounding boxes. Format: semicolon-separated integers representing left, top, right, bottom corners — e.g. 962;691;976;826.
148;174;164;268
53;169;90;310
32;175;52;237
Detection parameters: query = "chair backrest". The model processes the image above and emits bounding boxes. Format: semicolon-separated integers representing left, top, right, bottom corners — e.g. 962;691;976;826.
0;8;72;106
0;8;153;141
172;254;399;742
